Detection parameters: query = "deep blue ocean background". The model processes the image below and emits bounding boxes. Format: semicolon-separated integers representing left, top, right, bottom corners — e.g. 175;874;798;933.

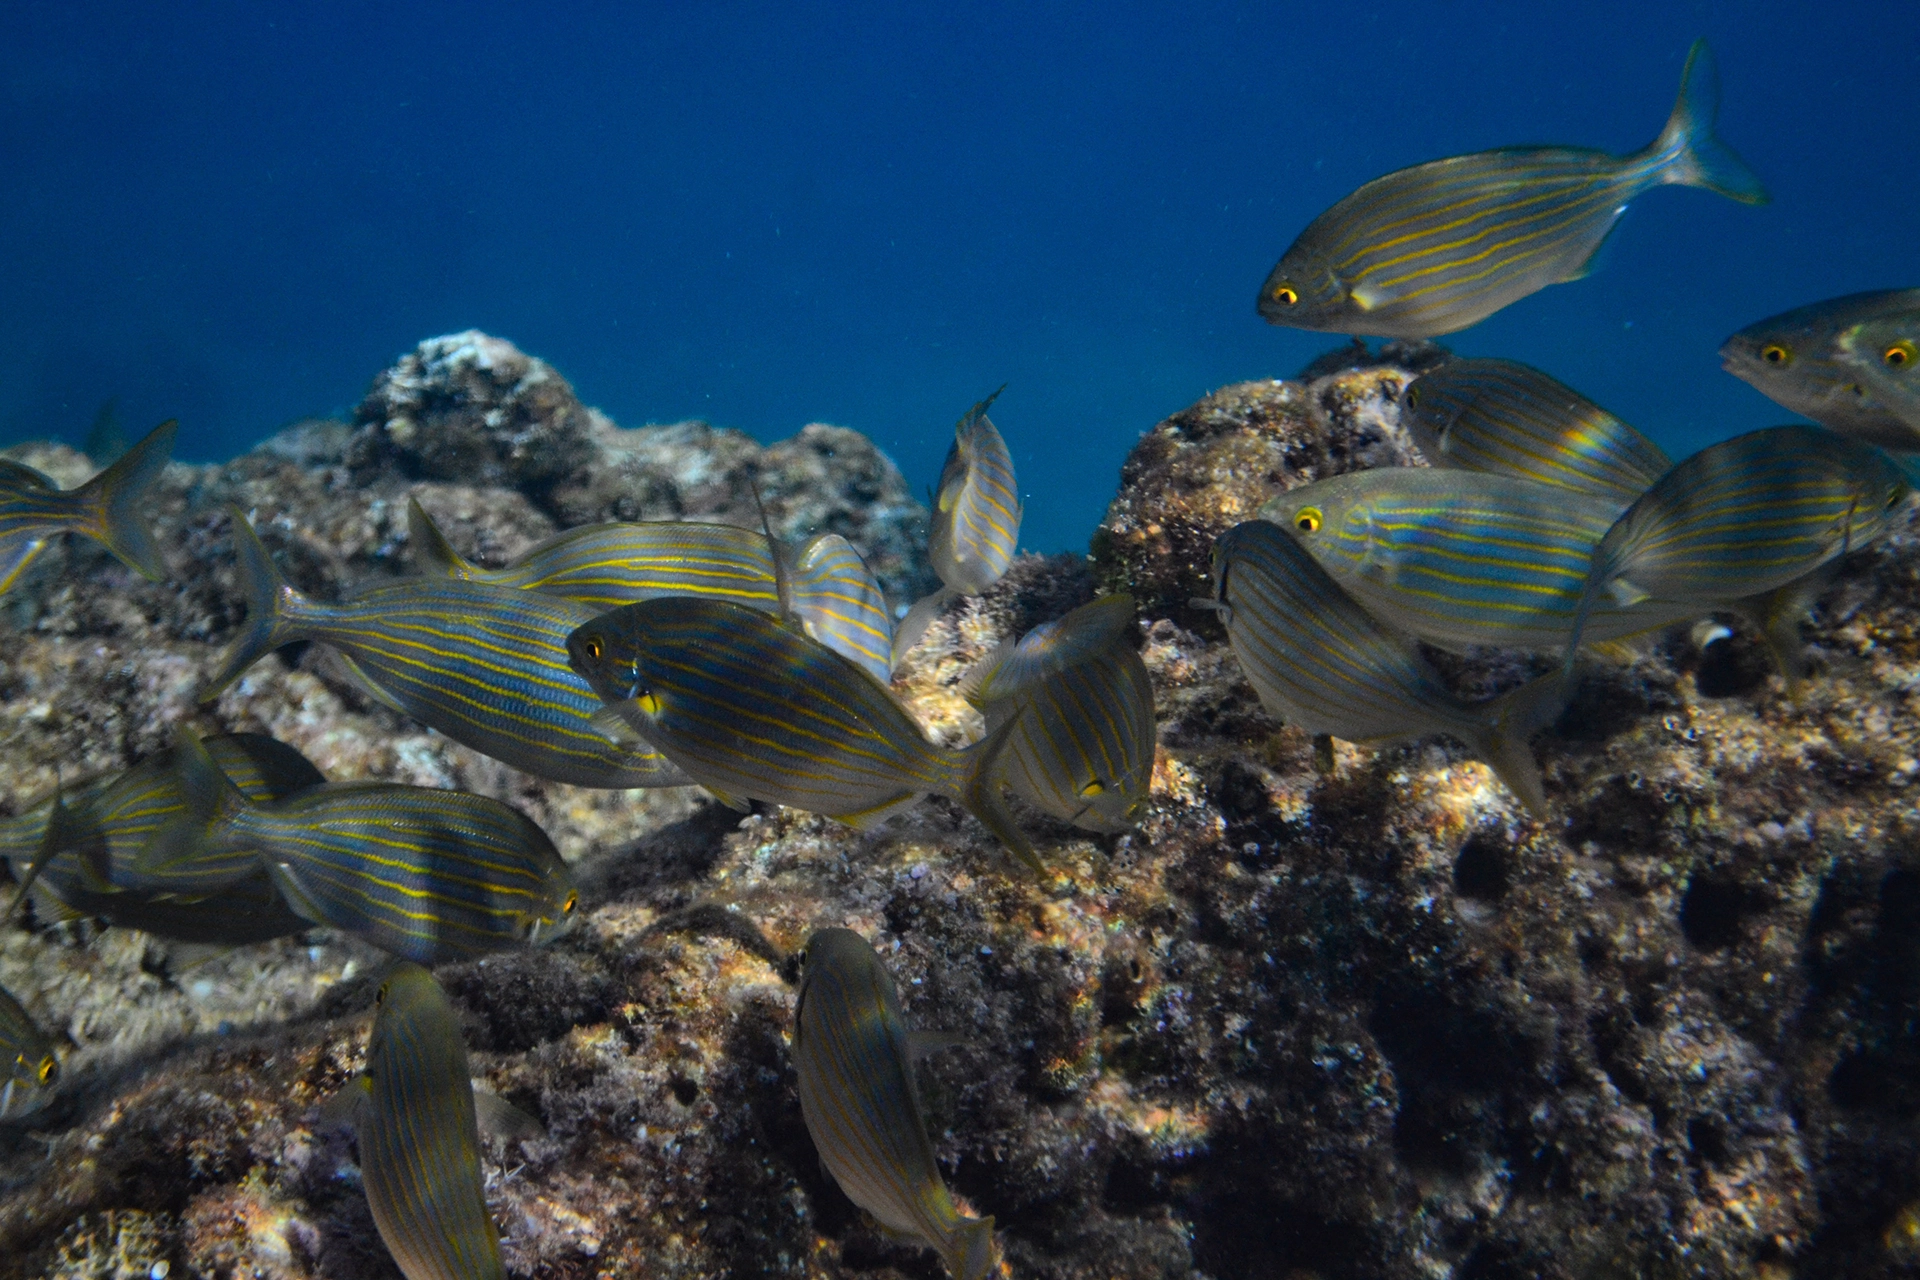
2;2;1914;554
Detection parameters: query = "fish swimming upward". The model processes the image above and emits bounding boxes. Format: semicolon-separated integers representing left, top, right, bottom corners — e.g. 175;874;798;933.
0;983;58;1123
1721;289;1920;449
793;928;999;1280
1258;40;1767;337
0;418;175;596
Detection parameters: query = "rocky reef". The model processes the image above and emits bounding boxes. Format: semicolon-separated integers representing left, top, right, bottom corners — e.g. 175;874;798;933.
5;332;1920;1279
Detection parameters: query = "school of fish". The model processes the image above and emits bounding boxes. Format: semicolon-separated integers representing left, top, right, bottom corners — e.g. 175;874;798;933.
1;33;1916;1280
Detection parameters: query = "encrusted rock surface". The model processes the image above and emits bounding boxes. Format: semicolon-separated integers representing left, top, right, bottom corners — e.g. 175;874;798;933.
4;335;1920;1279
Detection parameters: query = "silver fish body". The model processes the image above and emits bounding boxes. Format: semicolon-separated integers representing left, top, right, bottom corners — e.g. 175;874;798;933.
1401;359;1671;505
0;982;57;1122
0;419;175;595
1258;41;1766;337
1721;290;1920;449
793;929;998;1280
1209;520;1562;814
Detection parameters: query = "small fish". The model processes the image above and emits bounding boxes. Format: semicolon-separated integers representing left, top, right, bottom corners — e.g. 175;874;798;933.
203;507;689;789
1258;40;1766;337
961;594;1156;833
410;499;893;686
1206;520;1563;814
0;418;175;595
327;964;541;1280
1565;425;1912;667
1835;309;1920;433
566;597;1041;872
141;729;578;963
0;982;57;1122
893;390;1022;669
1262;469;1677;652
1401;358;1671;505
1721;290;1920;449
793;928;998;1280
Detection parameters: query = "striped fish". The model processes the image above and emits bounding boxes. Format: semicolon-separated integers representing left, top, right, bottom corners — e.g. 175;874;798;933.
1207;520;1564;814
894;390;1022;670
140;729;578;963
0;982;57;1123
1721;290;1920;449
793;928;998;1280
0;418;175;595
202;508;689;789
961;594;1155;833
1261;470;1680;653
331;964;514;1280
410;499;893;685
1258;40;1766;337
1565;425;1912;667
1401;359;1671;505
566;597;1041;873
1835;309;1920;434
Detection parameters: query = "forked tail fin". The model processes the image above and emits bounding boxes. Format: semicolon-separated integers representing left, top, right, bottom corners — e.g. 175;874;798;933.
128;726;256;895
200;505;310;702
1648;39;1768;205
948;1214;999;1280
1467;670;1570;818
75;418;175;581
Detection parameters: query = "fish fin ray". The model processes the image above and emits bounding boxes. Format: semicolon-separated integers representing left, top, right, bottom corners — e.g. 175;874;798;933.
473;1089;547;1142
201;506;307;702
956;636;1020;709
1648;38;1768;204
0;533;51;596
262;859;330;925
405;497;477;579
588;702;647;745
1467;671;1570;818
329;652;407;714
704;785;753;813
74;419;175;581
835;790;920;831
890;587;955;674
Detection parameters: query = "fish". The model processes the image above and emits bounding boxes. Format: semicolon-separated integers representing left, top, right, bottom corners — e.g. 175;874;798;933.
1564;425;1912;668
1400;358;1671;505
1257;40;1767;337
792;928;998;1280
327;964;541;1280
1205;520;1564;814
565;596;1042;873
1835;309;1920;433
202;507;690;789
409;499;893;686
1721;290;1920;449
960;594;1156;833
1261;469;1680;652
893;390;1022;670
0;982;57;1123
0;418;175;595
140;728;578;963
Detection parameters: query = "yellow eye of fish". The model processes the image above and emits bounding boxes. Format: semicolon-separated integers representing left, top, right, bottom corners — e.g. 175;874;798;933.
582;635;604;662
1078;780;1106;799
36;1057;55;1084
635;690;663;717
1761;344;1790;366
1886;340;1917;368
563;892;579;915
1271;285;1299;307
1295;507;1323;533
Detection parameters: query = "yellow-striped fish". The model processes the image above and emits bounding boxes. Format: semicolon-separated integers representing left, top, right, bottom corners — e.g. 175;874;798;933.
0;982;57;1123
1262;470;1679;653
793;928;998;1280
789;532;895;686
1401;359;1671;505
1835;308;1920;435
0;418;175;595
961;594;1155;833
140;729;578;962
329;964;540;1280
1258;40;1766;337
894;390;1022;670
566;597;1041;873
202;508;689;789
1565;425;1912;669
1207;520;1563;814
1721;290;1920;449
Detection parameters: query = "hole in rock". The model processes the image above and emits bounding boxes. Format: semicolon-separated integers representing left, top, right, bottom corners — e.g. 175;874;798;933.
1679;875;1766;950
1452;834;1512;902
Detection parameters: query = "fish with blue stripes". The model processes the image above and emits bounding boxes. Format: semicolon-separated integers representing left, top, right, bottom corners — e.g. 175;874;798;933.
1258;40;1766;338
1835;308;1920;435
0;418;175;595
1564;424;1912;669
893;390;1022;670
140;729;578;962
961;594;1155;833
0;983;57;1123
788;532;895;685
1721;290;1920;449
202;507;689;789
327;964;543;1280
793;928;999;1280
566;596;1041;872
1205;520;1564;814
1401;358;1671;505
1262;469;1677;653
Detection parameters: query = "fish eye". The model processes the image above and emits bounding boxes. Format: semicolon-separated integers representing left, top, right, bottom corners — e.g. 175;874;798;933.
1078;780;1106;799
635;690;663;717
1271;284;1299;307
36;1056;56;1085
582;635;604;661
374;982;390;1006
1295;507;1323;534
563;891;579;915
1886;340;1917;368
1405;386;1422;406
1761;344;1790;366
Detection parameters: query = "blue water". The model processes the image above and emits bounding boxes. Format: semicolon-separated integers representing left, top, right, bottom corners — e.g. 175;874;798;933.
1;3;1913;554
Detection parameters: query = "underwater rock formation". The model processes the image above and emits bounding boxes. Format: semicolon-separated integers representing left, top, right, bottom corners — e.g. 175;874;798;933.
6;334;1920;1278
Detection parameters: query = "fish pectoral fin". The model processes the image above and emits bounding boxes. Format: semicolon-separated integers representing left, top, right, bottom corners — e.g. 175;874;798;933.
1604;577;1651;607
329;652;406;714
588;702;647;745
473;1089;547;1143
0;532;50;596
703;785;753;813
316;1075;372;1132
906;1029;969;1061
1348;282;1388;312
262;860;329;926
834;791;921;831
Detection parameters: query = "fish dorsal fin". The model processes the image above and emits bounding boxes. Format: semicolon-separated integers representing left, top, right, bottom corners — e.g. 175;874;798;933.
956;637;1020;710
406;497;476;579
473;1089;547;1142
748;476;795;620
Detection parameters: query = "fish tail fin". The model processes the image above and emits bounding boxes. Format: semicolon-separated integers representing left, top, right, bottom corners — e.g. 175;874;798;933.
890;587;955;673
201;504;308;702
950;1215;999;1280
1731;564;1838;698
1468;671;1570;818
72;418;175;580
1649;39;1768;204
959;711;1044;875
135;727;251;890
406;496;479;579
4;779;84;921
